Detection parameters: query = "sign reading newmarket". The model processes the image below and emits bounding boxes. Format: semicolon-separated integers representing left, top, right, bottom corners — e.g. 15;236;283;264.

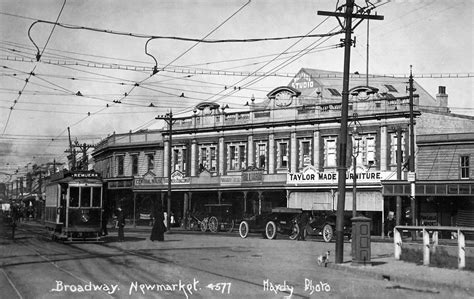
287;165;395;185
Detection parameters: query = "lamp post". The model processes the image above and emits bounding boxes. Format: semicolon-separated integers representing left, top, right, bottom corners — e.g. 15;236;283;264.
350;113;362;218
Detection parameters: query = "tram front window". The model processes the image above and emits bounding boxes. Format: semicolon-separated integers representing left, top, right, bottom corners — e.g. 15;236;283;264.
81;187;91;207
92;187;101;207
70;187;79;207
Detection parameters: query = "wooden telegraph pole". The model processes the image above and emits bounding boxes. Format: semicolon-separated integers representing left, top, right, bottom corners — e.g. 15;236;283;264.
156;110;175;232
318;0;383;264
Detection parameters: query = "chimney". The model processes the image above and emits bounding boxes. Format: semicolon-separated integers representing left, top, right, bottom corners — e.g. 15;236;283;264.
436;86;449;112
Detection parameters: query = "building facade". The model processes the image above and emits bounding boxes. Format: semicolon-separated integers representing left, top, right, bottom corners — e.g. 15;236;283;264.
92;130;164;222
94;68;454;234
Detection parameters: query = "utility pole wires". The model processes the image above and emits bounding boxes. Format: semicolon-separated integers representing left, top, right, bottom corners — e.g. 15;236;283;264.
318;0;383;265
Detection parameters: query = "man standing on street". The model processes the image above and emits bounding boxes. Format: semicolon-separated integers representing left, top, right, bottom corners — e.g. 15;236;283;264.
297;211;310;241
117;207;125;242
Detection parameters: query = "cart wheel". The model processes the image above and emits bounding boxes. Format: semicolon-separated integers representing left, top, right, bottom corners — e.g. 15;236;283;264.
209;216;218;233
322;224;333;242
200;218;208;232
227;220;235;233
239;221;249;238
289;223;300;240
265;221;277;239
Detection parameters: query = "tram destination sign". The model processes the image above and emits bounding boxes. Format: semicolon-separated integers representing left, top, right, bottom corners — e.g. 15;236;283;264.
72;172;100;178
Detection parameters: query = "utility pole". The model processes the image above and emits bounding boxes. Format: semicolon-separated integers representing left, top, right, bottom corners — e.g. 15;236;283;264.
67;127;76;170
408;66;416;228
65;128;95;171
396;126;403;226
318;0;383;264
156;110;175;231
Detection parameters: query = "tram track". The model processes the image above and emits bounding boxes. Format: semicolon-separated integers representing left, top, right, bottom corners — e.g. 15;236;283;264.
5;227;115;299
14;224;310;298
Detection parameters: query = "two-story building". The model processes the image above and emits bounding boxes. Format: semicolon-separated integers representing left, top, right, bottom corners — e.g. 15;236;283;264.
92;130;164;222
94;68;453;234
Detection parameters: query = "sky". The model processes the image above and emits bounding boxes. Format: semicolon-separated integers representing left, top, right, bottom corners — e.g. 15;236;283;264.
0;0;472;175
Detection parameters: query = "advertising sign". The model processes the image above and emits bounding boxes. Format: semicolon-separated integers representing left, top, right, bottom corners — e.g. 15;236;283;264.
287;165;396;185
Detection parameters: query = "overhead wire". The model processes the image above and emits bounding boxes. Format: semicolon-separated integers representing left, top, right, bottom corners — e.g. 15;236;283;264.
2;0;67;135
41;0;254;159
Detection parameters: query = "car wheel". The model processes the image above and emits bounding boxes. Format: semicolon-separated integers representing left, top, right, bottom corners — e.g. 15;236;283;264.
208;216;218;233
289;223;300;240
239;221;249;238
265;221;277;239
200;218;208;232
322;224;333;242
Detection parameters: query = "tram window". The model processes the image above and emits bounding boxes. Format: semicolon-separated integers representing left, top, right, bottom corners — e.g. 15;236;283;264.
92;187;101;207
70;187;79;207
81;187;91;207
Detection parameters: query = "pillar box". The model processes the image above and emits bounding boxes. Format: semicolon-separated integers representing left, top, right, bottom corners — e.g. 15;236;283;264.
351;216;372;266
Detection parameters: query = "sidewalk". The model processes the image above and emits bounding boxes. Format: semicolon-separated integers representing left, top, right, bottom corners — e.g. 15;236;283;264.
15;219;474;294
327;250;474;294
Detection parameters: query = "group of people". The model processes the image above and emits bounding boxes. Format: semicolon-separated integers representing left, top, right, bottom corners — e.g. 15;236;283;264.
104;203;167;242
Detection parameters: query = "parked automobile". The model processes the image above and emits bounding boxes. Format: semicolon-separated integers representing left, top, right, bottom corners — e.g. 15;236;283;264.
239;207;302;240
303;210;354;242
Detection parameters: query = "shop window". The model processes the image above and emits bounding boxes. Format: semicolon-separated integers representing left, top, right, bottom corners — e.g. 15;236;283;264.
131;154;138;176
147;153;155;172
116;155;124;176
460;155;470;179
324;137;337;168
299;139;312;168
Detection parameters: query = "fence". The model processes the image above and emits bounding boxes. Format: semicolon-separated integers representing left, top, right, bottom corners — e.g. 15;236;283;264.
394;225;474;270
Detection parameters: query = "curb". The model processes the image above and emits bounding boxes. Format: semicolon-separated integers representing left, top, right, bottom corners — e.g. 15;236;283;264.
326;260;473;294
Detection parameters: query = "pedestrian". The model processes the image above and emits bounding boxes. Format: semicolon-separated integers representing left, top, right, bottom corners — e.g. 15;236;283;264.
150;203;165;242
11;205;18;240
101;208;109;236
297;211;310;241
163;211;168;230
170;213;176;227
385;211;396;238
116;207;125;242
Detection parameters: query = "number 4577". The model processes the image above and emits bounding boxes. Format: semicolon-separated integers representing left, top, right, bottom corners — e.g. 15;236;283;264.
215;282;231;294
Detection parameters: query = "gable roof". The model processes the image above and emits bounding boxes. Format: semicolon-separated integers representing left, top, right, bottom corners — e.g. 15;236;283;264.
288;68;438;107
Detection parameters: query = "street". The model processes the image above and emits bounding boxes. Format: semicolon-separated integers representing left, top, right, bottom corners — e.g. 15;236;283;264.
1;222;471;299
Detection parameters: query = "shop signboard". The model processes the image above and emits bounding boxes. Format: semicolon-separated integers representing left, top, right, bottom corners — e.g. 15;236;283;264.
220;176;241;186
287;165;396;185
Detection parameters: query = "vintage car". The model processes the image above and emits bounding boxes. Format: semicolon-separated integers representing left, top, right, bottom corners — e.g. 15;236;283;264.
303;210;354;242
238;207;302;240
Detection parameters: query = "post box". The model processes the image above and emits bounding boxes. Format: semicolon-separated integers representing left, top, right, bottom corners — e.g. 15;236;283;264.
351;216;372;266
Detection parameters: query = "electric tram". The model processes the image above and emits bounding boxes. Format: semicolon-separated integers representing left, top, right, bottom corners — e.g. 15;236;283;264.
44;170;103;242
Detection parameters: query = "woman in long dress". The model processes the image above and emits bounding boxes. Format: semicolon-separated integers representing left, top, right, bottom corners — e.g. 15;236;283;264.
150;202;165;241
